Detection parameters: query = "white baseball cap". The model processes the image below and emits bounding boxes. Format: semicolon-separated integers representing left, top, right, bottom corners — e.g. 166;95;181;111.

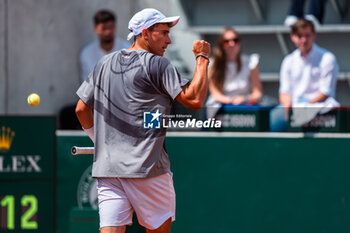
127;8;180;40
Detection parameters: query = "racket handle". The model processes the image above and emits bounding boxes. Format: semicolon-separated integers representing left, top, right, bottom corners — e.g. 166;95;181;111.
71;146;94;155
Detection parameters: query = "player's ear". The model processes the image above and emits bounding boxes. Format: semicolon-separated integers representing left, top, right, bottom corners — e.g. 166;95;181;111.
142;29;149;40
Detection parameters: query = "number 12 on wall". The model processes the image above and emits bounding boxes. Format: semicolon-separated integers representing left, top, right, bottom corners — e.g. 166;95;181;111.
0;195;38;230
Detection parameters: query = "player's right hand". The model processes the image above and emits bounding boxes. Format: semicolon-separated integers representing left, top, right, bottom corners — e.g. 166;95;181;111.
192;40;211;58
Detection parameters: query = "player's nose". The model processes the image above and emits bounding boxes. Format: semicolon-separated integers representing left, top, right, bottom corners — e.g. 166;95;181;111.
166;35;171;44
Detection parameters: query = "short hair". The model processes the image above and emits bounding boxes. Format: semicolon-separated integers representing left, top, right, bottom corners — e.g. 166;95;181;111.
291;18;315;35
94;10;116;26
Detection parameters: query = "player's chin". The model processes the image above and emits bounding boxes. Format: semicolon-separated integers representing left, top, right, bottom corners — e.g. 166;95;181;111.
157;50;165;56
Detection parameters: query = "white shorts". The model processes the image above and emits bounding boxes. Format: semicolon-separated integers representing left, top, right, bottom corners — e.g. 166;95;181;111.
97;172;175;230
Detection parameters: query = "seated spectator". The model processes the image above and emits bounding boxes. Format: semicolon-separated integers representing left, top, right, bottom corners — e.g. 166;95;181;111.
80;9;131;82
270;18;339;131
206;27;262;118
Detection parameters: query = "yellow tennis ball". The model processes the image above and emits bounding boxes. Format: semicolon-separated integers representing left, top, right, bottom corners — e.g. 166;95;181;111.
27;93;40;106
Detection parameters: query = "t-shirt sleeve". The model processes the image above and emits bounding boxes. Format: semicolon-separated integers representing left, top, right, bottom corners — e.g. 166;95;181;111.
76;71;94;106
77;54;111;106
148;56;189;100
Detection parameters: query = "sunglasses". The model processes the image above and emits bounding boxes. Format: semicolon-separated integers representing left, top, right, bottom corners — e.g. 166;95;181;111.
223;38;240;44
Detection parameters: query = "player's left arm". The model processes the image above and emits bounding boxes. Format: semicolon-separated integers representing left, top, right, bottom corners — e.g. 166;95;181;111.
175;40;211;109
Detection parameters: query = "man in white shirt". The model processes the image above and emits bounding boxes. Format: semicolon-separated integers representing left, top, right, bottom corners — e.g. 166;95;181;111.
80;10;131;82
270;18;339;131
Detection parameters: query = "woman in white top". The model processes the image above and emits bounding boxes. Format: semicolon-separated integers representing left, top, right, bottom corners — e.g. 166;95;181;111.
207;27;262;112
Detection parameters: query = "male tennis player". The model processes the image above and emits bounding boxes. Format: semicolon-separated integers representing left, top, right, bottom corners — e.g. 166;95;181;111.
75;8;210;233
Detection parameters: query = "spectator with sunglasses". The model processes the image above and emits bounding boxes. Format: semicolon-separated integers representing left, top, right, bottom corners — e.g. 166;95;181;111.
206;27;262;117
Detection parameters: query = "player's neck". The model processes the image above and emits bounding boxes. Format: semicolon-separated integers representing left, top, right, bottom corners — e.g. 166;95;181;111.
128;39;150;53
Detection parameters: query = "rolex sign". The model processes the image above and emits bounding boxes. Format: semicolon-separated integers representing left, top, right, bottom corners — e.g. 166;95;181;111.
0;116;55;233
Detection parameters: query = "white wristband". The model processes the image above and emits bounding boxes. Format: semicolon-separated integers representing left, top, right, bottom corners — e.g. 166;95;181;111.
83;126;94;143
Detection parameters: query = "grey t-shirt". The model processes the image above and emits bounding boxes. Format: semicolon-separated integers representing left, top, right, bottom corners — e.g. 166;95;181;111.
77;49;189;178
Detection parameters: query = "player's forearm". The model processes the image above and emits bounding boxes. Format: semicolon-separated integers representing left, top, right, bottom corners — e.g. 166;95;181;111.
75;99;94;129
183;57;209;108
176;40;210;109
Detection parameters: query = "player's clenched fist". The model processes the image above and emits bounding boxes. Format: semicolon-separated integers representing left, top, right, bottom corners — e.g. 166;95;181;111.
192;40;211;58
